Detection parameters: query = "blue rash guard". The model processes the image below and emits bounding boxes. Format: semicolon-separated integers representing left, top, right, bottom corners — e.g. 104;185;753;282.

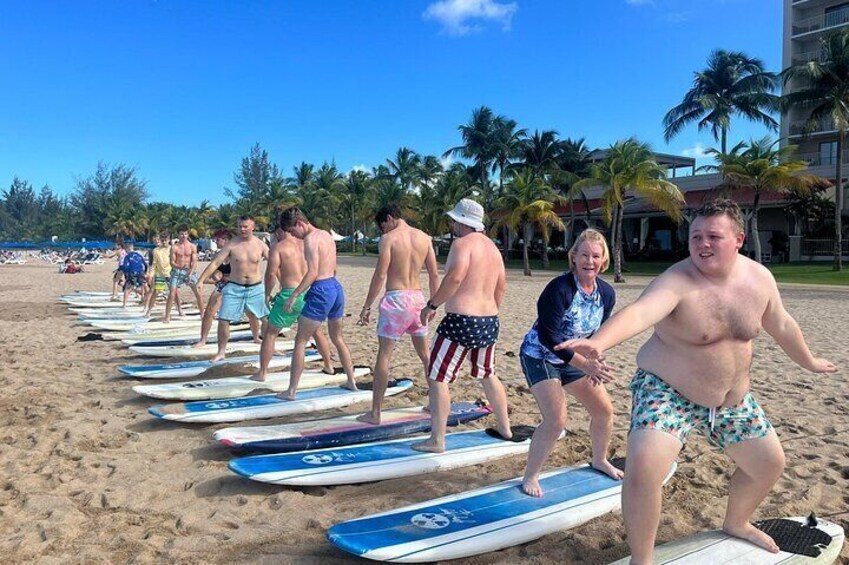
520;272;615;365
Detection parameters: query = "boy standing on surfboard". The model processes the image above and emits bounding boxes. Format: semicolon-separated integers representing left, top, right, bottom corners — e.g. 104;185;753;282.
197;215;270;362
413;198;513;452
563;200;837;564
276;206;358;399
356;202;441;424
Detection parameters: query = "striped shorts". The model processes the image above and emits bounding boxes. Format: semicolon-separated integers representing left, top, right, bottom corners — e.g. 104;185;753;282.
427;333;496;384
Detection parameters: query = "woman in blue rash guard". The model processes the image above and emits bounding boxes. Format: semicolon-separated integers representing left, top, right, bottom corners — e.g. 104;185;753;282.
520;229;622;497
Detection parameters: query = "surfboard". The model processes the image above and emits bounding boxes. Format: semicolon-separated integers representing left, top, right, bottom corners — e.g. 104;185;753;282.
90;319;205;332
64;299;143;308
148;379;413;423
132;366;372;400
327;460;676;563
70;305;149;314
118;350;323;378
129;339;296;358
229;427;543;486
104;323;249;342
214;401;493;453
122;330;257;347
608;515;844;565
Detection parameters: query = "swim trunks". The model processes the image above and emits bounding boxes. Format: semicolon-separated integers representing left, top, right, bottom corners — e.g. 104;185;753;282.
520;353;585;388
377;289;428;340
214;279;229;293
629;369;773;450
301;277;345;322
218;281;269;323
153;275;169;292
170;267;198;288
268;288;306;329
427;313;500;383
123;271;147;290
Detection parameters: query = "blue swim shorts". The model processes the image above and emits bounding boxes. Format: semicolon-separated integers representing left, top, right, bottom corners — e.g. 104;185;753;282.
218;281;269;323
520;353;585;388
301;277;345;322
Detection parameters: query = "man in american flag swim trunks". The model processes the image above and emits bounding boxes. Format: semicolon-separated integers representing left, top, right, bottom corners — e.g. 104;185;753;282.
413;198;513;453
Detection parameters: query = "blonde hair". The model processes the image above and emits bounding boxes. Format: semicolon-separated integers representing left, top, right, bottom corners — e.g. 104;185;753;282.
568;229;610;273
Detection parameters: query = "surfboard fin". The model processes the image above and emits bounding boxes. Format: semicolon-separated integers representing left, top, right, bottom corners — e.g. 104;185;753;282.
753;517;833;557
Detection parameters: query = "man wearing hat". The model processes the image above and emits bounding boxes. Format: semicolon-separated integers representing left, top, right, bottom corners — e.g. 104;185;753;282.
414;198;513;452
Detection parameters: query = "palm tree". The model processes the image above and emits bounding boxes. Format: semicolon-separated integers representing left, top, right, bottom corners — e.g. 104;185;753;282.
703;137;823;263
309;162;345;230
555;137;594;246
520;130;563;177
418;164;477;243
260;178;298;229
664;49;779;154
782;29;849;271
386;147;421;192
491;169;567;275
340;170;374;254
417;155;444;192
491;118;527;192
444;106;498;204
576;139;684;283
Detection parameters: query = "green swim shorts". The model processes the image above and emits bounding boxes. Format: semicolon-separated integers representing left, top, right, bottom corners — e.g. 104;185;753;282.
268;288;305;329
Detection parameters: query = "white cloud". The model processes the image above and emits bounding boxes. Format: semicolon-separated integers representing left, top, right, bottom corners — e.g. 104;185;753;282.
681;142;711;159
423;0;518;36
348;164;369;174
440;154;455;170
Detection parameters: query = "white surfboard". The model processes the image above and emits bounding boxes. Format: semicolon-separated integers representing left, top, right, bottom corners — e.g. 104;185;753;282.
129;339;296;358
327;460;676;563
148;379;413;423
609;516;844;565
132;366;372;400
229;427;544;486
121;329;257;346
91;319;205;332
119;351;323;379
102;323;249;342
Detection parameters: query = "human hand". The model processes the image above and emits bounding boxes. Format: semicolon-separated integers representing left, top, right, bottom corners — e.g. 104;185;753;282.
283;296;295;313
358;307;371;326
420;307;436;327
808;357;837;373
580;356;616;386
556;338;604;360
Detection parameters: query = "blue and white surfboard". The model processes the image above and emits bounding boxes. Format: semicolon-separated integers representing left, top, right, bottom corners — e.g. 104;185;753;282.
126;331;256;347
327;460;676;563
215;401;492;453
118;351;321;379
148;379;413;423
229;428;539;486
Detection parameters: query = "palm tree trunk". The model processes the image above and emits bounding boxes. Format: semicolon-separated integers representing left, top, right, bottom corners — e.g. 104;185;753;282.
581;190;592;225
752;191;762;264
614;204;625;283
835;129;844;271
522;223;532;276
568;199;575;248
721;126;727;155
542;233;550;269
351;204;356;253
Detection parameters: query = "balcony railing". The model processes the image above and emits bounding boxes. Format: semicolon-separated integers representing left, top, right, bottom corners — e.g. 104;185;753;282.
795;150;849;166
793;6;849;36
791;48;829;65
802;238;849;256
789;116;837;136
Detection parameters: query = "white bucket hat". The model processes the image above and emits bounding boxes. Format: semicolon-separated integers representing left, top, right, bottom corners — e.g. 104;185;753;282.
446;198;485;231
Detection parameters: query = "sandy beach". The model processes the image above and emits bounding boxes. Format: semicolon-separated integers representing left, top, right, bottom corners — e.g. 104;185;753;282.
1;257;847;564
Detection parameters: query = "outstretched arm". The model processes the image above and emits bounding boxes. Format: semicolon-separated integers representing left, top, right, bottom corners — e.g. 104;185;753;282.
559;274;682;358
428;241;469;307
424;242;440;301
198;246;231;285
264;247;281;302
288;236;320;302
762;276;837;373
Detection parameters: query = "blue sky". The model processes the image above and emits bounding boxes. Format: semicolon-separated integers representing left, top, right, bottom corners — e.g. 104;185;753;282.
0;0;781;205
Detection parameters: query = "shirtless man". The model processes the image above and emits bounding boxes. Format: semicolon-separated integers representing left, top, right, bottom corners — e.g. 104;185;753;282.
563;200;837;564
250;223;336;380
356;203;440;424
165;228;204;322
413;199;512;453
197;216;270;362
277;207;357;398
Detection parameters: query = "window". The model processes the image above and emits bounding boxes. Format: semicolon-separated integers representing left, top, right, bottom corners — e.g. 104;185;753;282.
819;141;838;166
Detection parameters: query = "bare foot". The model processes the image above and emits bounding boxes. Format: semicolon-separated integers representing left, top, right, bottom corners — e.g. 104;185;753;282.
162;318;171;324
343;380;358;391
722;522;780;553
248;373;267;382
277;390;297;401
496;425;513;441
521;476;543;497
410;440;445;453
191;341;207;349
592;459;624;480
322;366;336;375
210;353;226;363
356;412;381;425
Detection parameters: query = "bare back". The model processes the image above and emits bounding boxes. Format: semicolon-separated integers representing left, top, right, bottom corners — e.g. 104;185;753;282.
444;233;504;316
382;224;433;290
226;235;268;284
637;256;772;407
304;229;337;280
273;237;307;289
